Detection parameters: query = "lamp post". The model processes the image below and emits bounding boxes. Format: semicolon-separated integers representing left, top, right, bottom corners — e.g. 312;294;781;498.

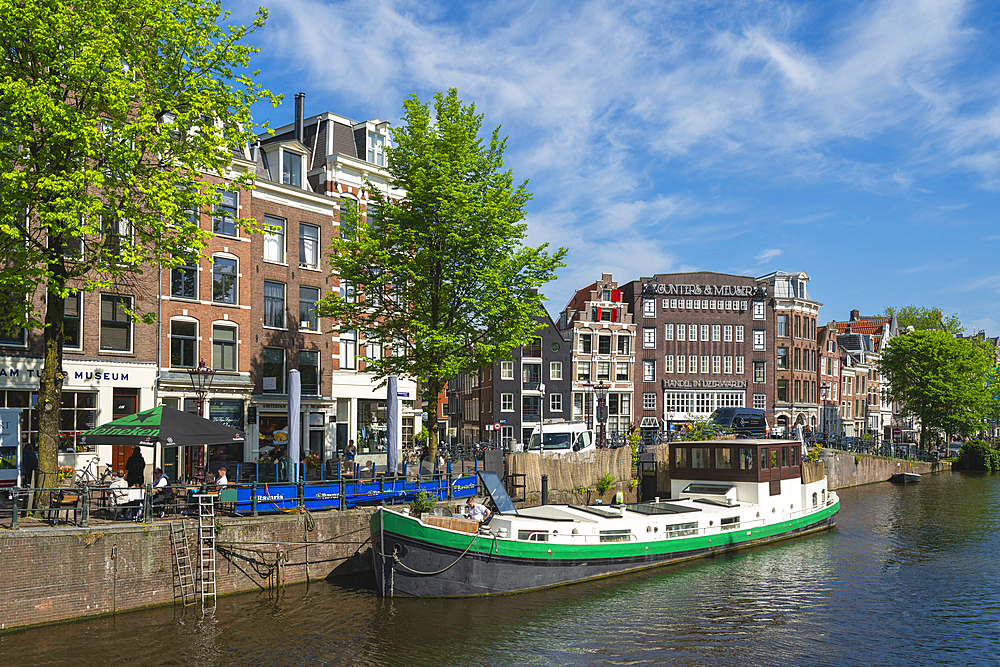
187;359;216;481
586;381;610;448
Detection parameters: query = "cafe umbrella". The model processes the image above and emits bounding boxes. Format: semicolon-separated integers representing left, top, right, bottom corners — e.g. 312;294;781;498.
77;406;245;480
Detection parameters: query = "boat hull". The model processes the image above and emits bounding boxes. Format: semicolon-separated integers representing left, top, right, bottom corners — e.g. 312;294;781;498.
370;501;839;597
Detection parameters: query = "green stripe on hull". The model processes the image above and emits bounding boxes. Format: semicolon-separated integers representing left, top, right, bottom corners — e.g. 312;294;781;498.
373;500;840;563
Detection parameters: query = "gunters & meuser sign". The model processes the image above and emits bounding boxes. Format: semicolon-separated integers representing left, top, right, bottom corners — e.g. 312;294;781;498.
642;282;767;298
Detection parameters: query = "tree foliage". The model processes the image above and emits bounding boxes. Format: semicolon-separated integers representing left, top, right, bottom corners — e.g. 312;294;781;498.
879;330;992;446
954;441;1000;472
0;0;274;504
317;89;566;457
879;305;963;335
681;416;725;441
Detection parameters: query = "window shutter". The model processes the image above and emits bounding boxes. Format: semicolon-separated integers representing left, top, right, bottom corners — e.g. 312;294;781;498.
611;308;618;322
611;289;621;302
595;307;602;321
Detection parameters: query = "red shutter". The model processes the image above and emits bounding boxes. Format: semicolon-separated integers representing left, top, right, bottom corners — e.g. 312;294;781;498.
612;289;621;302
595;307;602;321
611;308;618;322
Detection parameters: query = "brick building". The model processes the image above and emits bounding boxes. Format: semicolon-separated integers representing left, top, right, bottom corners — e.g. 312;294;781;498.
558;274;635;444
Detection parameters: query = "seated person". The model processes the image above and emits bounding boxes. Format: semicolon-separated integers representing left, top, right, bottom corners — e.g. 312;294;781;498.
108;471;136;520
465;496;492;524
215;466;229;490
361;460;375;479
151;468;170;514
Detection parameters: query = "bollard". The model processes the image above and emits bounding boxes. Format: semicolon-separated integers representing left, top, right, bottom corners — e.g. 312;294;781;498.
11;487;18;530
541;474;548;506
81;484;89;528
251;481;258;517
144;483;153;524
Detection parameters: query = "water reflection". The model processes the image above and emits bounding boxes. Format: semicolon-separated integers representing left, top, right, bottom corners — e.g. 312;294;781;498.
4;472;1000;666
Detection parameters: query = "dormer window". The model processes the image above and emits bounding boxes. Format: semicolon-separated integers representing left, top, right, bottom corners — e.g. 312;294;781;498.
367;131;385;166
282;149;302;187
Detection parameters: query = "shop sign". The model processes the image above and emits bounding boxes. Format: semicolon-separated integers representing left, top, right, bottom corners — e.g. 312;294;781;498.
663;379;748;388
0;362;144;385
642;282;765;298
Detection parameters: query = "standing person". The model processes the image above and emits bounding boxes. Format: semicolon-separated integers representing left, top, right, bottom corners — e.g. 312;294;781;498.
124;447;145;487
21;444;37;488
465;496;492;524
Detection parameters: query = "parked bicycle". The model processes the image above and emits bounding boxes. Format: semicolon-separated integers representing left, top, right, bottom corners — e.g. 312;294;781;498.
72;456;115;486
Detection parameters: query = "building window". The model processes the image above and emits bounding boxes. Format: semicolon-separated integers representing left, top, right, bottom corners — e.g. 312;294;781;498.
300;350;319;394
263;281;285;328
171;255;198;299
64;293;81;349
677;324;686;341
643;327;656;348
701;325;709;341
689;355;697;374
577;361;591;381
339;197;357;240
282;150;301;187
752;329;765;350
262;347;285;393
550;393;563;412
523;363;542;384
643;299;656;317
700;356;709;373
795;380;802;401
677;355;686;374
212;256;237;304
214;191;237;236
724;356;732;374
616;361;630;381
500;361;514;380
724;325;732;342
598;335;612;354
500;393;514;412
263;215;285;263
299;286;320;330
643;359;655;382
643;392;656;411
753;361;765;384
735;325;744;343
550;361;563;380
170;320;196;368
712;324;720;342
794;347;801;370
664;355;674;373
597;361;611;381
300;223;320;269
753;301;765;319
212;324;237;371
100;294;132;351
664;324;674;341
777;379;788;402
579;333;592;353
735;356;744;374
102;214;133;259
712;356;721;373
777;314;789;337
617;335;630;354
777;347;788;369
367;131;385;166
754;393;766;410
670;299;677;308
795;315;802;338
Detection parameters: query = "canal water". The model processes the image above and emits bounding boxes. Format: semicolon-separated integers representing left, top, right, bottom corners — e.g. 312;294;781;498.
3;470;999;666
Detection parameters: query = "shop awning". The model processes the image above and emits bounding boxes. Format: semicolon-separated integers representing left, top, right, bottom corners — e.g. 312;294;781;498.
77;406;245;448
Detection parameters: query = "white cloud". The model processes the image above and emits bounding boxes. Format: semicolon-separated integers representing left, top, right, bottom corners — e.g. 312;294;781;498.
756;248;783;263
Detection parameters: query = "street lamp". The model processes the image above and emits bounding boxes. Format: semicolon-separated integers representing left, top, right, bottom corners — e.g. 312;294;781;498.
186;359;216;482
586;380;610;447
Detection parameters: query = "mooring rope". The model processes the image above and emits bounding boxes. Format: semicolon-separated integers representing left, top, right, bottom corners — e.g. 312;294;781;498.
385;533;480;576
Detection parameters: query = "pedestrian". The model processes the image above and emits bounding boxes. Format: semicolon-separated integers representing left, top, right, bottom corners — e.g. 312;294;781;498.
124;447;145;487
21;444;37;488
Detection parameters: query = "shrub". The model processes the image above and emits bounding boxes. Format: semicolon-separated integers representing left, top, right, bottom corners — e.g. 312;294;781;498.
596;471;615;493
410;490;437;516
954;441;1000;472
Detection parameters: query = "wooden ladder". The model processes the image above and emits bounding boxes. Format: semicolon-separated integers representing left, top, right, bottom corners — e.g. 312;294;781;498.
170;521;197;606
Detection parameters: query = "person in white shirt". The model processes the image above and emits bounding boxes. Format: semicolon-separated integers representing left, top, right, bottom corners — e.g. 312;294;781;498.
466;497;491;524
216;466;229;489
151;468;169;517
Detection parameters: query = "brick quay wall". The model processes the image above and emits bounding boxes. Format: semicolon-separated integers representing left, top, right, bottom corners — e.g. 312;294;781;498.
0;509;374;632
820;448;950;490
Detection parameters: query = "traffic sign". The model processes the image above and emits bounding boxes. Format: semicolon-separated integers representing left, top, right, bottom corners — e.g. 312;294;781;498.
494;422;501;430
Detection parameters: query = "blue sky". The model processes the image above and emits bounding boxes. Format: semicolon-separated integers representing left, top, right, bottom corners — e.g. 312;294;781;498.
232;0;1000;333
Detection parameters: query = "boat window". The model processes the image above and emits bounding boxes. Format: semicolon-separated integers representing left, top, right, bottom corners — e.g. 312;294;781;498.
720;516;740;530
821;490;826;504
692;448;709;469
682;483;733;495
781;447;788;467
812;492;817;507
760;450;768;469
517;530;549;542
675;447;688;468
663;522;699;538
739;448;754;470
717;448;733;469
599;529;631;543
770;450;779;468
792;448;799;466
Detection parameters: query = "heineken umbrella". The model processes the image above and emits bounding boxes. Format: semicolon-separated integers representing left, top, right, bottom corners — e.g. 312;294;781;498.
78;406;245;448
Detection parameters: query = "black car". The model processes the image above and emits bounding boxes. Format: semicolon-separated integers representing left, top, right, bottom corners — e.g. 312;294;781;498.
710;408;768;438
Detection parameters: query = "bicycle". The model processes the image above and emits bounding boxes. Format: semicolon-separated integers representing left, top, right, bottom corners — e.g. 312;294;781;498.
73;456;113;486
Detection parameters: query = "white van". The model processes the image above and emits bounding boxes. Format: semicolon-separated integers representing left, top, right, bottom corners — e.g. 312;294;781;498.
526;421;596;456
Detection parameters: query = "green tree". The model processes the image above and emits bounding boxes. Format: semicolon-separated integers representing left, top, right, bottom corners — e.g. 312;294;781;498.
879;330;992;449
0;0;275;506
317;89;566;460
879;305;963;335
680;417;725;441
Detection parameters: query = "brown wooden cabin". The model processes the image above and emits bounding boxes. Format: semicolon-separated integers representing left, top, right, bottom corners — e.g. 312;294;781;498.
669;439;803;496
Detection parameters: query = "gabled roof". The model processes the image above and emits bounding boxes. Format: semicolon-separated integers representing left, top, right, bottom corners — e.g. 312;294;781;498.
833;317;891;337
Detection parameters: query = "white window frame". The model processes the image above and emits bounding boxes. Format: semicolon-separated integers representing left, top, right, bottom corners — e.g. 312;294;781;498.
211;254;239;305
643;327;656;348
500;393;514;412
724;355;733;374
664;355;673;373
677;355;685;374
664;324;674;341
752;329;765;350
643;359;655;382
643;298;656;318
724;325;733;342
712;356;721;373
616;361;629;381
500;361;514;380
736;356;745;374
550;361;563;380
753;301;765;319
677;324;686;341
550;393;563;412
712;324;720;342
700;356;709;373
300;222;320;269
689;355;697;374
263;215;286;264
643;392;656;411
736;325;744;342
340;329;357;370
701;324;709;341
211;322;238;372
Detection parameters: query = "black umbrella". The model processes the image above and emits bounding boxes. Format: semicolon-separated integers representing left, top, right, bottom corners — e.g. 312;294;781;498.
78;406;244;448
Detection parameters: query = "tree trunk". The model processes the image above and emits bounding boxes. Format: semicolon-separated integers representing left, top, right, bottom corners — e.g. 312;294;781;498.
424;376;443;462
35;281;65;511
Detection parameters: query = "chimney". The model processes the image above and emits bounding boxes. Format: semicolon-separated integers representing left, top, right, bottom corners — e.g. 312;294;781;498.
846;324;852;334
294;92;305;143
850;309;860;321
